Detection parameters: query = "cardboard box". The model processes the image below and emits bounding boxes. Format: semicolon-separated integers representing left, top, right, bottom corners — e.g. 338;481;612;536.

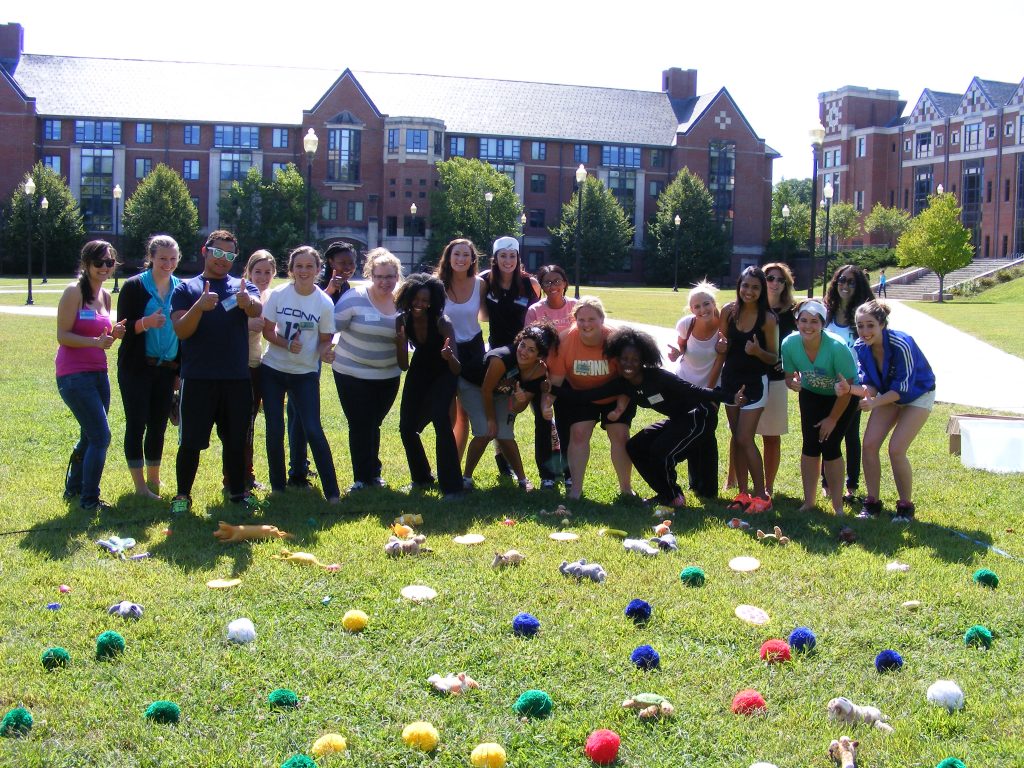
947;413;1024;455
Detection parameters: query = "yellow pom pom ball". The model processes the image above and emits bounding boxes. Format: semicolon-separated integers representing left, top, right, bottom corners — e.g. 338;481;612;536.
471;742;507;767
311;733;348;756
342;609;369;632
401;721;439;752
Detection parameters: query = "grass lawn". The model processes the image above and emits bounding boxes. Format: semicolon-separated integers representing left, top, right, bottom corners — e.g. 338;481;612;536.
2;300;1023;767
911;279;1024;359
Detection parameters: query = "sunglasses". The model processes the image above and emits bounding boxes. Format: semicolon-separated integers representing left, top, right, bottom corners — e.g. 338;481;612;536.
765;275;786;283
206;246;237;262
837;277;857;286
91;258;116;268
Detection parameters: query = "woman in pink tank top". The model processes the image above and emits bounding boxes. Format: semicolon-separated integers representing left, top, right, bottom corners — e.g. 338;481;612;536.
56;241;126;512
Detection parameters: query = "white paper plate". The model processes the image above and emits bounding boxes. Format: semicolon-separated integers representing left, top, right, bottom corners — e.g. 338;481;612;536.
729;556;761;572
206;577;241;589
735;604;770;625
401;585;438;602
453;533;485;545
549;531;579;541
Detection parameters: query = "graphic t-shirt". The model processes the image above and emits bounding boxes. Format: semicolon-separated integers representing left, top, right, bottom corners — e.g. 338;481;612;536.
548;327;617;404
782;330;858;396
261;283;336;374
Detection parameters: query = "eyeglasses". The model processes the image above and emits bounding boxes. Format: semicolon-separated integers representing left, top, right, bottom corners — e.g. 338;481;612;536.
541;277;564;286
92;258;116;268
837;277;857;286
372;273;398;281
206;246;237;262
765;275;785;284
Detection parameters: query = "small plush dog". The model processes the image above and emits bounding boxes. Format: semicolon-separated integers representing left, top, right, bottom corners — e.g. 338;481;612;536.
427;672;479;695
559;558;607;583
491;549;526;567
384;534;430;557
827;696;893;733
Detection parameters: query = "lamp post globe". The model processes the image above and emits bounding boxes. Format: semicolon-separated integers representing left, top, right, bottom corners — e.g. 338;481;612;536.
574;164;586;299
820;181;834;298
672;213;682;292
409;202;418;267
808;124;825;297
303;128;319;243
24;176;36;305
111;183;122;293
40;196;49;284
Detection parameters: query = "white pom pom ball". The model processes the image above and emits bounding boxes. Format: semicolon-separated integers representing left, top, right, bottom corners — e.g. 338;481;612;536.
926;679;964;711
227;617;257;644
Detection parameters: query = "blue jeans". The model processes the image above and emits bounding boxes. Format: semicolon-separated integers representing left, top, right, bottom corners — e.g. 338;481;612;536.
260;364;340;499
57;371;111;508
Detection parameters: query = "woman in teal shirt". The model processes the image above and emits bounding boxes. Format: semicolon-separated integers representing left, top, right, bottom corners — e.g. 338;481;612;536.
782;300;859;515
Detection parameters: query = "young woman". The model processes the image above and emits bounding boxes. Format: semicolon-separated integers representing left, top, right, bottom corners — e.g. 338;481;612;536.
260;246;340;502
547;297;635;500
318;241;357;306
717;266;778;513
56;240;126;512
838;300;936;522
822;264;875;503
394;273;463;498
781;300;859;515
756;262;797;495
481;236;541;348
666;281;724;498
462;322;559;491
333;248;402;491
434;238;487;463
242;250;276;490
116;234;181;498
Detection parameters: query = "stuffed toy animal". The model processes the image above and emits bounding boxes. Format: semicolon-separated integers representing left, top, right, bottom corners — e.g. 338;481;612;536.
384;534;430;557
427;672;480;695
213;522;293;543
650;532;678;551
394;513;423;526
559;559;607;583
271;549;340;571
827;697;894;733
622;693;675;719
491;550;526;568
828;736;858;768
107;600;143;620
756;525;790;545
539;504;572;518
653;520;672;537
623;539;659;556
390;523;416;539
727;518;750;530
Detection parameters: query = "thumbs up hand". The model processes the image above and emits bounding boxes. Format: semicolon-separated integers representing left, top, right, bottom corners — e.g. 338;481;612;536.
111;319;127;340
198;281;218;311
440;336;455;362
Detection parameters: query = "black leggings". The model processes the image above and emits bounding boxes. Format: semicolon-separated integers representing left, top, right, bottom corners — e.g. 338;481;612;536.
118;364;176;468
799;389;859;461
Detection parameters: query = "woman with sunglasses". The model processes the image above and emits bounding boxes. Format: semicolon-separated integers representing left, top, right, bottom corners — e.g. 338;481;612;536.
56;241;126;512
757;262;797;495
822;264;875;504
332;248;403;492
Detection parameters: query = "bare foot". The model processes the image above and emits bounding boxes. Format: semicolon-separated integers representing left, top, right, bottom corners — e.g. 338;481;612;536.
135;488;160;499
797;503;817;513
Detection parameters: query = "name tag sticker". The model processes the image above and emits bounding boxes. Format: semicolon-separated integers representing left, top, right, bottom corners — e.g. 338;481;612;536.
515;297;530;307
299;321;316;330
221;294;238;312
78;309;97;320
648;393;665;404
364;310;380;322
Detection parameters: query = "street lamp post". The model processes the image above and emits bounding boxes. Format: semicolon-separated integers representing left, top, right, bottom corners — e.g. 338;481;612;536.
781;203;790;264
303;128;319;243
484;191;494;257
40;197;49;284
672;213;682;292
820;182;834;298
409;203;418;267
112;183;122;293
574;164;586;299
808;124;825;297
520;211;527;258
24;176;35;306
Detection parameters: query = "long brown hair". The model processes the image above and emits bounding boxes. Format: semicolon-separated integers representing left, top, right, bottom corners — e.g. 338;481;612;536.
78;240;118;306
435;238;479;286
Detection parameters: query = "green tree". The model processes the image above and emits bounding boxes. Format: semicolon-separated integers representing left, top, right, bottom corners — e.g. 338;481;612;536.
122;164;200;262
646;168;728;286
2;162;86;274
816;201;861;244
769;178;813;252
863;202;911;248
896;191;973;302
548;176;634;284
427;158;522;266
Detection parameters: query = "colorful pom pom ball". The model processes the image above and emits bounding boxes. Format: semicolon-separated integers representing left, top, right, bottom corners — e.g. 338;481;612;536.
679;566;706;587
731;689;767;714
401;721;439;751
512;612;540;637
227;618;257;644
630;644;660;670
268;688;300;709
41;646;71;670
95;630;126;660
144;701;181;724
788;626;817;653
927;679;965;711
624;598;652;624
972;568;998;588
0;707;33;737
342;609;369;632
280;755;317;768
874;649;904;672
759;639;791;663
584;729;621;766
963;625;993;648
311;733;347;756
470;742;508;768
513;689;554;718
936;759;966;768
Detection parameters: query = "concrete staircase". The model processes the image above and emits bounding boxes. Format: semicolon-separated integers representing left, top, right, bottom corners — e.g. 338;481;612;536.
879;258;1022;300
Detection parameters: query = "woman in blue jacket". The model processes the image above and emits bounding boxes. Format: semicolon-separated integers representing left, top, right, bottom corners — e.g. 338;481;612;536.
838;300;935;522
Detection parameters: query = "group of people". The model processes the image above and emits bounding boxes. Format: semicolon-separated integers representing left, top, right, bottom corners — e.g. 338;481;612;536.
54;233;934;521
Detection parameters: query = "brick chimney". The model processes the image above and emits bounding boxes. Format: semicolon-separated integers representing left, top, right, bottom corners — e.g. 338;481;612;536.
662;68;697;100
0;23;24;74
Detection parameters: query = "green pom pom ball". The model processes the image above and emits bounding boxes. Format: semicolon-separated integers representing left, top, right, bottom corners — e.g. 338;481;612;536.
679;566;706;587
96;630;126;660
964;625;993;649
936;759;966;768
972;568;998;588
281;756;317;768
0;707;33;737
268;688;300;709
512;689;553;718
41;646;71;670
144;701;181;724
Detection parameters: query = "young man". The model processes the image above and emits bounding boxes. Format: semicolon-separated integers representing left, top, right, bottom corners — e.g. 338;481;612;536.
169;230;263;512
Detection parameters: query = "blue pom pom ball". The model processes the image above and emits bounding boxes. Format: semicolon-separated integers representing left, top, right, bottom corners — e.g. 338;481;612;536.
512;612;541;637
788;626;817;653
624;599;652;624
630;644;660;670
874;649;904;672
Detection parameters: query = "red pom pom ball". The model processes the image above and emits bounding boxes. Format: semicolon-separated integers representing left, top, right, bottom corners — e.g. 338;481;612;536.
731;689;767;715
759;639;791;663
584;729;620;766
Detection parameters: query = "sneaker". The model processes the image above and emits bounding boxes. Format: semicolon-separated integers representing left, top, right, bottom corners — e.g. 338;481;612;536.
857;497;883;519
668;494;687;508
462;476;475;491
843;491;859;505
891;501;915;523
63;490;80;502
287;476;313;489
746;496;773;514
442;490;466;501
81;499;114;513
232;493;268;511
518;478;534;491
564;477;573;491
249;479;267;492
169;496;191;516
540;479;557;490
372;477;387;488
348;481;367;493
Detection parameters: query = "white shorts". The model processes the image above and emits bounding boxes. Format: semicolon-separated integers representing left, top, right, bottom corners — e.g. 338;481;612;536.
900;389;935;411
755;379;789;436
739;375;770;411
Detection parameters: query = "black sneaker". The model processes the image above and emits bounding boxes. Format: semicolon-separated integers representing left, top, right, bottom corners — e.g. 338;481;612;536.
81;499;115;513
891;501;915;523
857;497;882;519
287;476;313;489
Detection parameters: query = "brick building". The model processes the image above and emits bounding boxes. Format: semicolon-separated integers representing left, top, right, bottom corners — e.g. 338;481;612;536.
818;76;1024;257
1;22;777;277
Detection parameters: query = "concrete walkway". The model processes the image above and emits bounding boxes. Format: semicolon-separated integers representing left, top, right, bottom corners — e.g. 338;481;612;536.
4;298;1022;413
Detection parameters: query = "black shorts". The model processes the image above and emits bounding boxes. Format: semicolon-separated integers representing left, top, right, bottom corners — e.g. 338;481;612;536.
555;397;636;430
798;389;859;461
178;378;252;452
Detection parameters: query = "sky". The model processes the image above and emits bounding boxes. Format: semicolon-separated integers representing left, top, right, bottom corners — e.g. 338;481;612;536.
10;1;1022;185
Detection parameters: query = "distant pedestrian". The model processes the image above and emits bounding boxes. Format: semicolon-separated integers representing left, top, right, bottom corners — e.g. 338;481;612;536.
877;268;888;298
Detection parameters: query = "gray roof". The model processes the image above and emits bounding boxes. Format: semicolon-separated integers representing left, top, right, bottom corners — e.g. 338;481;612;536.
925;90;964;117
975;78;1019;108
10;54;722;147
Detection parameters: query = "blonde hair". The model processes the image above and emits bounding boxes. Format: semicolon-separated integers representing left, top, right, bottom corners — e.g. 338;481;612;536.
244;249;276;280
362;247;403;281
572;295;606;321
687;280;718;309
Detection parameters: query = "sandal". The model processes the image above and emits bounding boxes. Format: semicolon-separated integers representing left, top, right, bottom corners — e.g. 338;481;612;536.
727;493;753;511
169;495;191;516
746;496;773;514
